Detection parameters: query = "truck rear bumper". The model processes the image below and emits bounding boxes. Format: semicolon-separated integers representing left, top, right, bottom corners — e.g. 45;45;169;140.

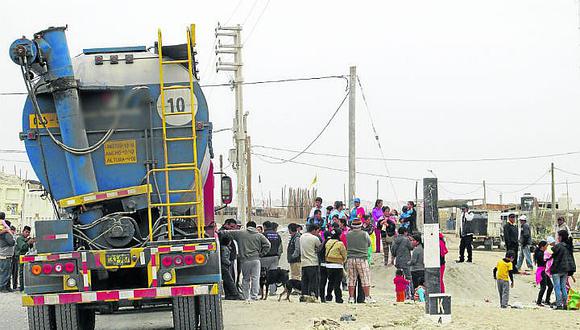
22;283;219;307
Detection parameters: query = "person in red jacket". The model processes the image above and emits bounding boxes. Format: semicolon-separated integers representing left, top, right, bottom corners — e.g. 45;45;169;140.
439;233;449;293
393;269;410;302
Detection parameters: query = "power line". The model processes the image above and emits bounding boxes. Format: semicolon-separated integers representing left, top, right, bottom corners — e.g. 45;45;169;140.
243;0;271;44
200;74;348;88
242;0;260;26
252;145;580;163
555;167;580;177
261;90;350;164
439;184;482;196
357;76;400;204
0;149;26;154
0;92;26;96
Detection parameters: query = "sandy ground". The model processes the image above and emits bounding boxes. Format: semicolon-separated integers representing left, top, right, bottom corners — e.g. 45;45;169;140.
1;236;578;329
221;235;580;330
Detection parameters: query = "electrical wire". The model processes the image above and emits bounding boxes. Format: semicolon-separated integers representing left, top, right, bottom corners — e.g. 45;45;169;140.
252;145;580;163
242;0;260;26
439;184;482;196
357;76;399;204
555;167;580;177
260;90;350;164
200;74;348;88
243;0;271;45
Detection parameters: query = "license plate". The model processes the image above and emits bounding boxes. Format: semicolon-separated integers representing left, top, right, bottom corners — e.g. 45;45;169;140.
105;253;131;266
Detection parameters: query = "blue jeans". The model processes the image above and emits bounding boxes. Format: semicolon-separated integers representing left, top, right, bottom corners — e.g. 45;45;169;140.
516;245;533;270
0;258;12;289
552;273;568;307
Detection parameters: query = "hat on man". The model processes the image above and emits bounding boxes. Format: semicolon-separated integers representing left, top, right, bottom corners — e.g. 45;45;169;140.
508;213;516;218
351;219;362;228
518;215;528;222
546;236;556;244
354;198;361;203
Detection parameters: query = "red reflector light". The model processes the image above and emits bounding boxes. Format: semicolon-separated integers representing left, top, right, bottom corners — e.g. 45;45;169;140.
184;255;194;265
64;262;75;273
162;256;173;267
208;244;214;250
42;264;53;274
174;255;184;266
54;263;63;273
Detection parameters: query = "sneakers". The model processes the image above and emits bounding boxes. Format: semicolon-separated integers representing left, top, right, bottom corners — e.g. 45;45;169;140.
364;296;376;304
348;297;355;304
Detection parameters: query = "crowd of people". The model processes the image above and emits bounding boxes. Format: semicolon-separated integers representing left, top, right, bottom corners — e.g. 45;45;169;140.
0;212;35;293
218;197;440;305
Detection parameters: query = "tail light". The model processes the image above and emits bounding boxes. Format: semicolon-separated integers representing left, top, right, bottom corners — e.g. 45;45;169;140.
195;254;205;264
174;255;184;266
162;256;173;267
31;264;42;275
64;262;75;273
42;264;53;274
184;255;194;265
54;263;63;273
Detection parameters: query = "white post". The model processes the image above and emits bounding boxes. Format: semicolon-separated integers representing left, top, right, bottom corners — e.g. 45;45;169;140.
216;24;248;224
348;66;356;207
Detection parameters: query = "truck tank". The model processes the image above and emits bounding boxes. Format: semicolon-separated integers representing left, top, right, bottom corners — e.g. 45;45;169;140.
12;26;215;249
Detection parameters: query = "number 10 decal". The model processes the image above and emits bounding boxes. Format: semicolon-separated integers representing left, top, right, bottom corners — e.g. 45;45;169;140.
156;89;197;126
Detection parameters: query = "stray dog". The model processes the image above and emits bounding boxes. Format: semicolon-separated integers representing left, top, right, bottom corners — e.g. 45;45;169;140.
260;268;303;301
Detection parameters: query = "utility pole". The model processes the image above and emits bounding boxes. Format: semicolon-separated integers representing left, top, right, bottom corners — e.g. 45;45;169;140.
566;180;570;222
216;23;249;224
376;180;379;200
551;162;556;232
499;193;503;206
246;136;252;222
348;66;356;207
415;181;418;206
483;180;487;208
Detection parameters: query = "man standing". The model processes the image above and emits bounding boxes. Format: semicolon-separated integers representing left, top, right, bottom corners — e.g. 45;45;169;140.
391;227;413;296
406;201;418;234
349;198;365;224
516;215;533;271
219;219;240;285
0;213;15;292
228;221;271;301
300;224;321;301
14;226;34;291
556;217;570;235
457;204;474;263
503;213;519;273
287;223;302;280
260;221;283;295
346;219;375;304
309;197;327;222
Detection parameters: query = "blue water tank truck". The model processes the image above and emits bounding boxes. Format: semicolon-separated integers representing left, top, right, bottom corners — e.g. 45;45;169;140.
9;25;230;330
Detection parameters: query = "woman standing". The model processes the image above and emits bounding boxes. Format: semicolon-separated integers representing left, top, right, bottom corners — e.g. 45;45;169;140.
439;233;448;293
550;230;576;310
371;199;384;253
380;206;397;265
322;229;347;303
409;233;425;296
534;241;552;306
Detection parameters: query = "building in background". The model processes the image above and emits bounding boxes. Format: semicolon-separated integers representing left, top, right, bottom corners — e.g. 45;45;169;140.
0;172;55;232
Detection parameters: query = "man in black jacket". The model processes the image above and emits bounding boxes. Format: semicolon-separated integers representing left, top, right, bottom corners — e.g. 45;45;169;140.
457;205;474;263
261;221;283;295
287;223;301;280
516;215;533;271
503;213;519;273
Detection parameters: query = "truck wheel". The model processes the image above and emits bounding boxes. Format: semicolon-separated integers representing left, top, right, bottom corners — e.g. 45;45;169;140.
197;295;224;330
28;305;56;330
172;296;197;330
484;239;493;251
55;304;95;330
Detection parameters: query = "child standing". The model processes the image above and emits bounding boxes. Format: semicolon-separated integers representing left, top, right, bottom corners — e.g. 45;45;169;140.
394;269;409;302
534;241;553;306
414;279;426;302
493;250;516;308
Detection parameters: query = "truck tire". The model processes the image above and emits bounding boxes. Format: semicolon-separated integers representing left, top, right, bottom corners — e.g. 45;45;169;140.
28;305;56;330
197;295;223;330
484;239;493;251
55;304;95;330
172;296;197;330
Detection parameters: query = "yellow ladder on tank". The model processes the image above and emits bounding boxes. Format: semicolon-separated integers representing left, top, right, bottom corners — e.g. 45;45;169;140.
146;24;205;241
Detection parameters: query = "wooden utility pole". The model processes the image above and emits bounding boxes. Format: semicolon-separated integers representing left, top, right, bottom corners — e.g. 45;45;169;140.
348;66;356;207
551;162;556;232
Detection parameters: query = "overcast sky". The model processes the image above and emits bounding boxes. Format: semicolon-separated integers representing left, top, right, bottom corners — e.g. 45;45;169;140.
1;0;580;209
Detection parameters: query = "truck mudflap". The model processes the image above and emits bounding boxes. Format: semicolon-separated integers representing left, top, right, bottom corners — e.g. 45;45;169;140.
22;283;219;306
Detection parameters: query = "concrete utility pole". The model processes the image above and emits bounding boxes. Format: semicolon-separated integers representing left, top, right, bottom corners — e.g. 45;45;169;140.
483;180;487;208
216;23;249;224
551;162;556;231
246;136;252;222
348;66;356;207
376;180;379;200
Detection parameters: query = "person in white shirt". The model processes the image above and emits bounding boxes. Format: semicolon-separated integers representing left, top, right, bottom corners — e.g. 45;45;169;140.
308;197;327;221
457;204;475;263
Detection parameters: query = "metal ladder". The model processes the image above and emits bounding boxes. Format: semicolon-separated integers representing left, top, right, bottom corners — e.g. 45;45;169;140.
147;24;205;241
